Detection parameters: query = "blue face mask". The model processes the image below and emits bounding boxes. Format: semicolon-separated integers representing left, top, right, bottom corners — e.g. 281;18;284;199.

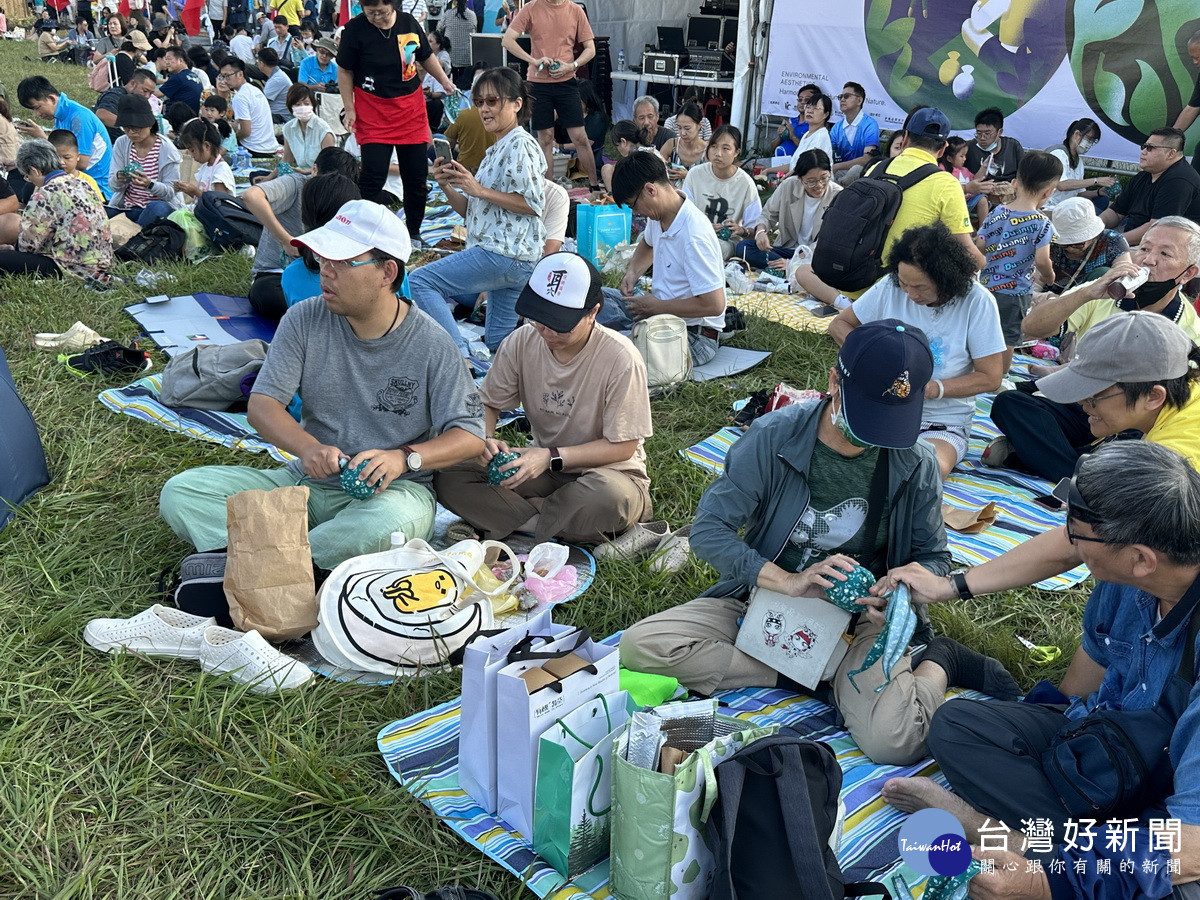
978;139;999;153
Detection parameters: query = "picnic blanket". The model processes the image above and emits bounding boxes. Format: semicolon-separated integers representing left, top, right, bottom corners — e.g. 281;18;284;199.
98;373;295;462
378;637;963;899
691;346;771;380
679;396;1089;591
126;293;277;358
733;290;836;335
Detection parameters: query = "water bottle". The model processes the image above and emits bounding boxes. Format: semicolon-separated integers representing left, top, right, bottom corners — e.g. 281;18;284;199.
389;531;406;548
618;49;625;71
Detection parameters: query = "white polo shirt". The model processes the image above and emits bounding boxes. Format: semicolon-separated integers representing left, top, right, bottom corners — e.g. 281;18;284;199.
231;82;278;154
642;192;727;331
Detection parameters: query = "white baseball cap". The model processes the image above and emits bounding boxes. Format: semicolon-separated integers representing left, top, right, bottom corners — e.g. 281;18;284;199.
291;199;412;263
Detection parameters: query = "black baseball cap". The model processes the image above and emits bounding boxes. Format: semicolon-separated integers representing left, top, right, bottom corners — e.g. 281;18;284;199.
836;319;934;449
515;252;603;333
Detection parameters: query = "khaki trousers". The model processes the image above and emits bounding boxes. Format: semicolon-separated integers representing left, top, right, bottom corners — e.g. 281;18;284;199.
619;594;946;765
434;462;650;544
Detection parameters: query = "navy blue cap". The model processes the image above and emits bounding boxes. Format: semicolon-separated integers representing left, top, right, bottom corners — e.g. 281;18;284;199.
905;107;951;141
836;319;934;449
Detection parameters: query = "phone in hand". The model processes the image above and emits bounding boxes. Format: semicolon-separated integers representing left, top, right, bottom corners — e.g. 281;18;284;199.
432;136;452;163
1032;493;1065;512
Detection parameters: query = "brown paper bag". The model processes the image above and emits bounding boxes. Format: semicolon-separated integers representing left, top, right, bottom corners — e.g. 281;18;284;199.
177;148;198;186
224;487;317;640
942;501;999;534
108;213;141;249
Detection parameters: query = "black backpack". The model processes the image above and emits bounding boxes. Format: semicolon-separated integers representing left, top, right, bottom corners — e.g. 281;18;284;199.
194;191;265;250
810;159;941;293
706;732;891;900
116;219;187;264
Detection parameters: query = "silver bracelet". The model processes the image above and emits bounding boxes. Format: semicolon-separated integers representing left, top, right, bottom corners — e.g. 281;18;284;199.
934;379;945;399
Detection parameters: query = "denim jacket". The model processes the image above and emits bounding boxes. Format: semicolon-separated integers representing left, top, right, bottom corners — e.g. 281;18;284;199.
690;400;950;599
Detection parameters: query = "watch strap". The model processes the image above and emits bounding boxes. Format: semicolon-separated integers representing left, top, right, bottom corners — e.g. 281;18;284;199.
951;571;974;601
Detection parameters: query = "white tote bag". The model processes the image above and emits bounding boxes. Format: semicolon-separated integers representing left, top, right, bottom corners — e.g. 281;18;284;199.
493;635;620;837
458;609;579;814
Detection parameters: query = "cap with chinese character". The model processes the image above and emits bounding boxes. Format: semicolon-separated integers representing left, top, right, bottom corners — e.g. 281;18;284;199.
515;251;603;333
837;319;935;449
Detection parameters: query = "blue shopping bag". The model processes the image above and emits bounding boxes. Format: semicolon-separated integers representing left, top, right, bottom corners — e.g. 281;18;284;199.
576;203;632;268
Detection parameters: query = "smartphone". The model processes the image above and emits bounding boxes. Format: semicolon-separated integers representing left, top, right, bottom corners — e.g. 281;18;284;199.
1032;493;1065;512
432;136;452;163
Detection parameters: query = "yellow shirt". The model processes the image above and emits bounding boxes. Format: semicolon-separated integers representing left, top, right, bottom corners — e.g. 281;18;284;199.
273;0;303;26
71;170;104;203
1145;382;1200;471
881;146;973;264
1067;296;1200;345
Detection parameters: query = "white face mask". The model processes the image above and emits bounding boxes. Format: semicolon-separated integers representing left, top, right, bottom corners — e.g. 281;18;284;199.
292;104;315;121
1078;137;1096;153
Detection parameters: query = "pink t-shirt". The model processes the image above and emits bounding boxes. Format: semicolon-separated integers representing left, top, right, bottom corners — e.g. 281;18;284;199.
508;0;593;83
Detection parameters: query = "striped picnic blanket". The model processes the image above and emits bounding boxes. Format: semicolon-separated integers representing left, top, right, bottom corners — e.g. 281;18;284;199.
679;395;1089;591
378;644;967;899
98;373;295;462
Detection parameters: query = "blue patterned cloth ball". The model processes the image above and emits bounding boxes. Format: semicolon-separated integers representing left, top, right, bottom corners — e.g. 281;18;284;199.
339;458;376;499
824;564;877;611
487;450;521;485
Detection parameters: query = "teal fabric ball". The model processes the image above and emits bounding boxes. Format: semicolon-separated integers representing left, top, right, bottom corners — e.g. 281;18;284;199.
339;458;376;499
487;450;521;485
824;564;877;612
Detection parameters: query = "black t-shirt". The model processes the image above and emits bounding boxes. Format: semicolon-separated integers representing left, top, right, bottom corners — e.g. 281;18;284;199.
1190;71;1200;109
1112;158;1200;229
114;52;136;85
0;174;13;201
336;12;431;98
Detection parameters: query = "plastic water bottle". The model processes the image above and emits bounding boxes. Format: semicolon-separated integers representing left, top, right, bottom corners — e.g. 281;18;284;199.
618;49;625;71
236;146;250;170
390;531;406;548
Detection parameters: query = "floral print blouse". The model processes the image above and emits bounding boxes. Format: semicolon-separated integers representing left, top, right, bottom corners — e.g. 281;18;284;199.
19;172;113;278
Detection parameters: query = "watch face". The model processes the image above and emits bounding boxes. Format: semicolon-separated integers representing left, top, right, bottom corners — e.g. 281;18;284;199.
407;451;423;471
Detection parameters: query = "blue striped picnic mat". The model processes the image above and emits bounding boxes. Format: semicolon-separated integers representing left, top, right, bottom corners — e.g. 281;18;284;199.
378;635;972;899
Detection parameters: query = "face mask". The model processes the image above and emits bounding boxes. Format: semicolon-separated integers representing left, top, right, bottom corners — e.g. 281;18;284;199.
831;399;874;449
292;104;315;121
1077;137;1096;153
978;140;998;153
1127;273;1184;309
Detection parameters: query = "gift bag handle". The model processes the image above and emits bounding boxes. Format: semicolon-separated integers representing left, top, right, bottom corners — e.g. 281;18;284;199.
587;754;611;817
407;538;521;611
553;693;613;748
507;628;590;663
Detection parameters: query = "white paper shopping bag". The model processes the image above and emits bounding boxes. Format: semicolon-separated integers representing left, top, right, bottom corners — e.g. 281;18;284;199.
458;610;578;813
493;636;620;837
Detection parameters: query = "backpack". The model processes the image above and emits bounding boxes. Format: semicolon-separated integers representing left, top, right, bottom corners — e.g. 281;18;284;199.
88;54;116;92
810;159;941;293
706;733;891;900
159;339;269;410
193;191;264;250
161;551;232;627
115;219;187;264
311;538;519;676
630;314;692;388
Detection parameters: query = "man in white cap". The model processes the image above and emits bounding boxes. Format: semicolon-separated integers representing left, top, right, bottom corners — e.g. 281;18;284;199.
434;251;655;547
160;199;485;571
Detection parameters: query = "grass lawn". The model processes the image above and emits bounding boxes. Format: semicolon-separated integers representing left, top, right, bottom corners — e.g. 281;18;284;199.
0;37;1089;899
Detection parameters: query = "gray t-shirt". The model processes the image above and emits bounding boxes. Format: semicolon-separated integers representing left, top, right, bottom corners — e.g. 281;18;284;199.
252;297;486;487
251;172;306;275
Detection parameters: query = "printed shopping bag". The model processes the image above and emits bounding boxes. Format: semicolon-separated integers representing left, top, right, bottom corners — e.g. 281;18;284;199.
533;690;636;877
576;203;633;268
609;701;778;900
459;608;579;814
494;635;620;837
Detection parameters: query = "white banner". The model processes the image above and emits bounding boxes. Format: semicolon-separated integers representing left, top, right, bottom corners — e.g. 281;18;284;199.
760;0;1200;165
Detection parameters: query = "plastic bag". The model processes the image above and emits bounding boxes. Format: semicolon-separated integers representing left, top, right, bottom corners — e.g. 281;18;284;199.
724;260;753;295
522;543;579;605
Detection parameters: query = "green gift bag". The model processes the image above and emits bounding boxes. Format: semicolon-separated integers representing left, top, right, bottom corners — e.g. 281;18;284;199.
609;702;777;900
533;690;636;878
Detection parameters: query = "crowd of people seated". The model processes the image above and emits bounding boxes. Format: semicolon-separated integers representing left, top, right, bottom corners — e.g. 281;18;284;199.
11;4;1200;894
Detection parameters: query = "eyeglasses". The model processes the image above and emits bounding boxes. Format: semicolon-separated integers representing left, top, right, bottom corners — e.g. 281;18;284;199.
217;72;237;80
801;175;831;188
974;128;998;139
1140;143;1175;153
836;93;860;101
315;255;383;274
474;95;506;108
1079;388;1124;410
1066;521;1124;546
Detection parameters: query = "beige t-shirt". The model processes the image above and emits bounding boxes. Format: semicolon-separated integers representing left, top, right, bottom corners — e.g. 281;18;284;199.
481;323;652;482
508;0;593;84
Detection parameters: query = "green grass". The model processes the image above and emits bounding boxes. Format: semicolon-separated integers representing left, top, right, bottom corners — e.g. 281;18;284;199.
0;40;1089;900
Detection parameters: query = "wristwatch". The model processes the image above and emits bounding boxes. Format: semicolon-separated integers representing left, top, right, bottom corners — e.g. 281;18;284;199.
401;445;423;472
950;570;974;600
549;446;564;472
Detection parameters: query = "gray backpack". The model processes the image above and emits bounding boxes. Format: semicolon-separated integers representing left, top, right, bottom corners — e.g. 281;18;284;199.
159;340;269;411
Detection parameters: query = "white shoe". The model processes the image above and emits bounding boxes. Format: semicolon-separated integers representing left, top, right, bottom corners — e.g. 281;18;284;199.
198;626;314;695
648;525;692;574
594;521;672;562
33;321;107;352
83;604;215;659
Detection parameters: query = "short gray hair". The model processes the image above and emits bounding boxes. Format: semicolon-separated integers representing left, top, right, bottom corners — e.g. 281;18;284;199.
1147;216;1200;266
633;95;659;115
16;139;62;179
1076;441;1200;566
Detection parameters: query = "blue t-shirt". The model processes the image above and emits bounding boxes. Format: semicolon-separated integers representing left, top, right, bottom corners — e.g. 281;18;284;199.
829;113;880;165
161;68;205;113
776;115;808;158
54;92;113;200
979;205;1053;296
298;54;338;87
